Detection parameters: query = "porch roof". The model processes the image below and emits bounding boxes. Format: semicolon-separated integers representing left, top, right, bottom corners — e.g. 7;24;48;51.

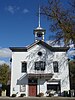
27;73;53;79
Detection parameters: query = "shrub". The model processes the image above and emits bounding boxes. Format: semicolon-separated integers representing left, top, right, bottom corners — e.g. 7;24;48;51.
2;84;7;91
38;92;44;97
63;91;68;97
12;94;16;97
46;90;56;97
20;93;26;97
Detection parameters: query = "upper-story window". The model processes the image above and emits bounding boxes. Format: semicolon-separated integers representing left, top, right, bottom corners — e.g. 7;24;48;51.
21;61;27;73
35;61;46;71
53;61;58;73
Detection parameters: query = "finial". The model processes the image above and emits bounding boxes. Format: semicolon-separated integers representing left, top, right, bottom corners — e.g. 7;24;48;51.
39;6;40;27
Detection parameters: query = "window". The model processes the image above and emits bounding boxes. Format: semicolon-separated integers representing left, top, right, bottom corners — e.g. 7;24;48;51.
53;61;58;72
38;51;42;56
20;85;26;92
47;84;60;92
35;62;40;70
35;61;46;71
22;62;27;73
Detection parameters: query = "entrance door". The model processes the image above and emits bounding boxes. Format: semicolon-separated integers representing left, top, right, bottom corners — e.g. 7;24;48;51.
29;84;37;96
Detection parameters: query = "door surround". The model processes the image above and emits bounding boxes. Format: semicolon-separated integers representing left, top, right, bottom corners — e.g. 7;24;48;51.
28;78;37;96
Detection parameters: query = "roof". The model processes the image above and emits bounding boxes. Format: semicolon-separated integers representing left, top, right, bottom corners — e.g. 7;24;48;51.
9;47;27;52
10;40;69;52
34;26;46;34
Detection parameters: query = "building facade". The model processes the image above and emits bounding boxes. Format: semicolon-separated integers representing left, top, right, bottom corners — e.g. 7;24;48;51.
10;14;70;96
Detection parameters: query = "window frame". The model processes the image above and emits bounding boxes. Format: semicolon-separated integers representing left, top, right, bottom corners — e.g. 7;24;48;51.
53;61;59;73
21;61;27;73
20;85;26;92
35;61;46;71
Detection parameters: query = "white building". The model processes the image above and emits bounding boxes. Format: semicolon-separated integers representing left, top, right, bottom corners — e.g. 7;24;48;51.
10;10;70;97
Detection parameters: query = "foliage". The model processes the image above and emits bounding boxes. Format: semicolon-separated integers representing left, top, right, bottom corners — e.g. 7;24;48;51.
20;93;26;97
69;60;75;76
63;91;68;97
46;89;56;97
2;84;7;91
69;60;75;90
12;94;16;97
0;64;9;85
41;0;75;46
37;92;44;97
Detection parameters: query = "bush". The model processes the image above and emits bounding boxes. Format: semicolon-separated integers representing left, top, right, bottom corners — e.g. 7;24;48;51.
2;84;7;91
12;94;16;97
63;91;68;97
46;90;56;97
37;92;44;97
20;93;26;97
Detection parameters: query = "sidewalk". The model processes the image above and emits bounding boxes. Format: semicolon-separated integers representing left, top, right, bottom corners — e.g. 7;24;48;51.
0;97;75;100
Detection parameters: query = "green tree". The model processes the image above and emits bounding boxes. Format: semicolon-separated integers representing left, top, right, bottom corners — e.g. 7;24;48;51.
41;0;75;46
0;64;9;85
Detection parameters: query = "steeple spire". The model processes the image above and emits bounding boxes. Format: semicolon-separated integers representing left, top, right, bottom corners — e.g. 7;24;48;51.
33;6;46;42
39;6;40;27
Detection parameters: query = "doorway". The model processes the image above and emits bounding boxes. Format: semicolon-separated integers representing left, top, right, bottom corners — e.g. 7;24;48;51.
28;79;37;96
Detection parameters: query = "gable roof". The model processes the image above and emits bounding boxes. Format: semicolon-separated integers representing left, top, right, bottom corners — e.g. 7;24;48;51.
10;40;69;52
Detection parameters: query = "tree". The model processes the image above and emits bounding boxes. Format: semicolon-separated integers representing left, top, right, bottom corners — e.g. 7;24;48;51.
0;64;9;85
69;60;75;89
69;60;75;76
41;0;75;46
69;0;75;10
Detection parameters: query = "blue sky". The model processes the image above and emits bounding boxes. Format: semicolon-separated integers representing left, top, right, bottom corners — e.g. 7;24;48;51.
0;0;50;48
0;0;69;47
0;0;72;65
0;0;50;65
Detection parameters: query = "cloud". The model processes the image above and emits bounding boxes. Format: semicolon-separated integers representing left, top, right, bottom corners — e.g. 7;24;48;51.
5;5;29;14
0;60;10;66
5;6;15;14
0;60;6;65
0;48;12;58
68;49;75;56
22;9;29;14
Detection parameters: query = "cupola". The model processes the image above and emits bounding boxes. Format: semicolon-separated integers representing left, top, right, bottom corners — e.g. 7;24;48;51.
33;7;46;42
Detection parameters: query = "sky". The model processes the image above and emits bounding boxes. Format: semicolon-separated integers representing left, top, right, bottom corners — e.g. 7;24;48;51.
0;0;50;65
0;0;50;48
0;0;73;65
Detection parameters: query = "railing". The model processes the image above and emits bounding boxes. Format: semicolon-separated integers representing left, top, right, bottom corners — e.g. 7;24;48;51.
28;69;53;75
28;70;45;74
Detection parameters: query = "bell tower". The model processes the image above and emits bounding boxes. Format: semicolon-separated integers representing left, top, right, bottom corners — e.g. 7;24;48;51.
34;7;46;42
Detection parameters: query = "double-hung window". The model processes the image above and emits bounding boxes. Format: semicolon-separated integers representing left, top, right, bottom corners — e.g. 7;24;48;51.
21;62;27;73
53;61;58;73
35;61;46;71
